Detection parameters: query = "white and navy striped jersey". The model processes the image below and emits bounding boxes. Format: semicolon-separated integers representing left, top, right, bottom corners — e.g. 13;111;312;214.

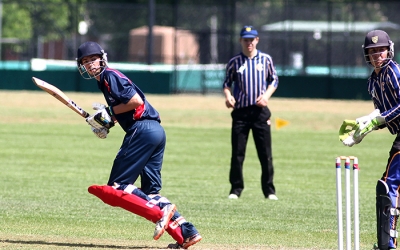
223;50;278;109
367;60;400;134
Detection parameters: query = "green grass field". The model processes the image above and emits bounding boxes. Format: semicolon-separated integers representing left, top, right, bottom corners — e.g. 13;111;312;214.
0;91;394;249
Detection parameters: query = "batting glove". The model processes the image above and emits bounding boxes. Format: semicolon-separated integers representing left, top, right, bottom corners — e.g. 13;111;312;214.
91;126;109;139
86;107;115;129
92;102;107;110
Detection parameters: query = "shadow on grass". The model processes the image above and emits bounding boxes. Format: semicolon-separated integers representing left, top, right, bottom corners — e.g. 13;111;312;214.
1;239;166;249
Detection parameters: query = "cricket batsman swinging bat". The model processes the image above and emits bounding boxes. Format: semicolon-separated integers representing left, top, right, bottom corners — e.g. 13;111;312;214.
32;77;90;118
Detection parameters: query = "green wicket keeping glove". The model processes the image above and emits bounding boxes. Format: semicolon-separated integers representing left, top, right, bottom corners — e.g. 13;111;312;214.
339;120;363;147
354;116;385;138
339;120;359;142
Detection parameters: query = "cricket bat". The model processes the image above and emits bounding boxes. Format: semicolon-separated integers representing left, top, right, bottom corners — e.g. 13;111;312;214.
32;77;90;118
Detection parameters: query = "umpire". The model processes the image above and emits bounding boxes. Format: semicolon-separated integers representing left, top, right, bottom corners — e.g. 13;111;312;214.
223;25;279;200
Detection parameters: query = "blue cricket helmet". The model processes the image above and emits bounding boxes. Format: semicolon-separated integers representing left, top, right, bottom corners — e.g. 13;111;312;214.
76;41;108;79
77;41;106;63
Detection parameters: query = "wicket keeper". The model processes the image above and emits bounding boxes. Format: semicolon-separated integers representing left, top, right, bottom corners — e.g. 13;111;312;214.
339;30;400;250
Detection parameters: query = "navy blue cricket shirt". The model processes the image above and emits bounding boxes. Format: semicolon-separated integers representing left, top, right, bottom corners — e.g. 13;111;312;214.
98;67;161;132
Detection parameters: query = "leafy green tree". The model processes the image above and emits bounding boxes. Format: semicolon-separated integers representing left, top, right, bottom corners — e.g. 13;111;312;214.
2;3;31;40
2;0;86;58
19;0;84;41
1;2;31;57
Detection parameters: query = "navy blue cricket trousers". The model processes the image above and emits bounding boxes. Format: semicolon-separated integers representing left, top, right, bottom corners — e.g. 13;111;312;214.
381;134;400;248
107;120;166;195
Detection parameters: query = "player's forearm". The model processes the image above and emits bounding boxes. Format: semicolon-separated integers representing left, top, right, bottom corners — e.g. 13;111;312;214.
223;87;232;99
112;93;144;114
263;85;277;100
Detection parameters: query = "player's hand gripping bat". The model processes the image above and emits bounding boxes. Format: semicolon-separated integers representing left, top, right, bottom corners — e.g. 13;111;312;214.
32;77;90;118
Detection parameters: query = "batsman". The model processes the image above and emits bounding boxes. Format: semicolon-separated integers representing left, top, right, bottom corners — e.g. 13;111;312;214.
76;41;201;249
339;30;400;250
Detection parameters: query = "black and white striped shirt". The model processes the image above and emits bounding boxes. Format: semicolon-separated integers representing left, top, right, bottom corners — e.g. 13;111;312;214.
223;50;278;109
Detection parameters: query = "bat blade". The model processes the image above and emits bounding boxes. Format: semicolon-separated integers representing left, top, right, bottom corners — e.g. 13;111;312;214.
32;77;90;118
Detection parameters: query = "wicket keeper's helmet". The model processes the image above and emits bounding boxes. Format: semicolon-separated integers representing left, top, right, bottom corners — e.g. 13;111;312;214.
362;30;394;68
76;41;108;79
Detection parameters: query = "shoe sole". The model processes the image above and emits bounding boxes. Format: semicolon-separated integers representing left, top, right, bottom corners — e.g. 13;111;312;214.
182;234;202;249
153;204;177;240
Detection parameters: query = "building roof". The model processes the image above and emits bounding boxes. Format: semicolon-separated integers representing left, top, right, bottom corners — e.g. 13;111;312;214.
261;20;400;32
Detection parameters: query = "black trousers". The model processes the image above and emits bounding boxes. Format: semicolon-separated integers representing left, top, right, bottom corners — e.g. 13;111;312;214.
229;105;276;197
